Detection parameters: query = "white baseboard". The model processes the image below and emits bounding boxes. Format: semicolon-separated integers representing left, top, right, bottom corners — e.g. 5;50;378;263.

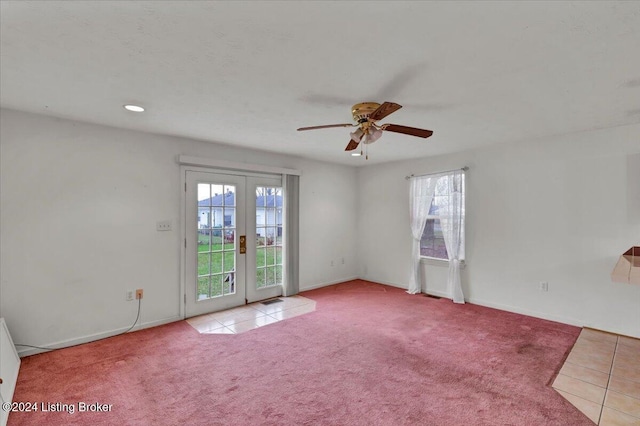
300;276;360;292
383;285;583;327
354;277;586;328
16;315;182;357
423;289;450;298
1;318;21;426
461;296;584;327
358;276;409;291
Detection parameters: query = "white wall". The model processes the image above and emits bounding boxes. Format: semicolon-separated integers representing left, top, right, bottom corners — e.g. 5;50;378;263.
2;107;638;352
357;123;640;338
0;109;358;354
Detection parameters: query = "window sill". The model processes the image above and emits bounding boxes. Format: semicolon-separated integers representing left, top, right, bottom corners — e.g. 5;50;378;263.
420;257;466;268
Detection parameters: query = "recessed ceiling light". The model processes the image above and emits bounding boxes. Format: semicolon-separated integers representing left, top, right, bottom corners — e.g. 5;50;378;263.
351;152;361;157
124;104;145;112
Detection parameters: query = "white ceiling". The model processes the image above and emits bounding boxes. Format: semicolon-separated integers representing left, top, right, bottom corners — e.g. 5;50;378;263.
1;1;639;166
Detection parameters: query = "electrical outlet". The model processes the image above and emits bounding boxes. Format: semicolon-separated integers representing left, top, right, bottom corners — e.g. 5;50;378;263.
156;220;172;231
539;281;549;292
126;290;134;301
136;289;143;299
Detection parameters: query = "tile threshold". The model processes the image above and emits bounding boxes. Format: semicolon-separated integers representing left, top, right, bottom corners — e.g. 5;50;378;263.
553;328;640;425
186;295;316;335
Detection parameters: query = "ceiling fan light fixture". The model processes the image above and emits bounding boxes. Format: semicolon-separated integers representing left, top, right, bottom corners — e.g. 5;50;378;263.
369;127;383;143
350;128;364;143
361;127;383;145
296;101;433;156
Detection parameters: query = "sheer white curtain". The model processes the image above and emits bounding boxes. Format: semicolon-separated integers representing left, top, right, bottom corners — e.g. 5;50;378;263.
438;170;465;303
408;176;438;294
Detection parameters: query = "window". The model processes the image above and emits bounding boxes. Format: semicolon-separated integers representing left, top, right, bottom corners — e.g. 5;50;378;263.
420;173;465;260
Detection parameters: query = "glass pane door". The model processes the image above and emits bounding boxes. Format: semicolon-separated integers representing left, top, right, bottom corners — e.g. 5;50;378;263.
186;172;245;317
255;186;283;289
246;176;283;303
197;183;236;299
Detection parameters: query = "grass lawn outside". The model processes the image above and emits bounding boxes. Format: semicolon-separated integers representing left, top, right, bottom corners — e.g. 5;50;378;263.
197;233;282;298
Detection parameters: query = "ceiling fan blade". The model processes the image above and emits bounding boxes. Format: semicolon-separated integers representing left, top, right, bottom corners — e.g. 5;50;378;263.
382;124;433;138
297;123;354;131
345;139;360;151
369;102;402;121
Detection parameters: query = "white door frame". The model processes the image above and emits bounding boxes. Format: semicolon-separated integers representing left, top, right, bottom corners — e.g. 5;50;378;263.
180;165;290;318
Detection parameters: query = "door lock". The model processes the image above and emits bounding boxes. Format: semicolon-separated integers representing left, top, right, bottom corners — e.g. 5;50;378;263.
239;235;246;254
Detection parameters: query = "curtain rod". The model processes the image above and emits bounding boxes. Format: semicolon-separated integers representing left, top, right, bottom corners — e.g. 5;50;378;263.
405;166;469;180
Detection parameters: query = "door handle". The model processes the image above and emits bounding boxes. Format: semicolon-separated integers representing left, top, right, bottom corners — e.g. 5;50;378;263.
239;235;246;254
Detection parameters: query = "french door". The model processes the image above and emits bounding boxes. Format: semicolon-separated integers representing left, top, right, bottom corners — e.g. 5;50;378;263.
185;170;283;317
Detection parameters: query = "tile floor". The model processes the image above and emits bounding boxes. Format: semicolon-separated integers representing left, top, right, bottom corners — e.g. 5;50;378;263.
186;295;316;335
553;328;640;425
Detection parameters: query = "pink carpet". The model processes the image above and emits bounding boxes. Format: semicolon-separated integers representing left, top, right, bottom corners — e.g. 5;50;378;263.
9;280;591;425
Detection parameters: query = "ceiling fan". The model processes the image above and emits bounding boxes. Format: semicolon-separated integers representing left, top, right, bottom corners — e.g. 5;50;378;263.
297;102;433;159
